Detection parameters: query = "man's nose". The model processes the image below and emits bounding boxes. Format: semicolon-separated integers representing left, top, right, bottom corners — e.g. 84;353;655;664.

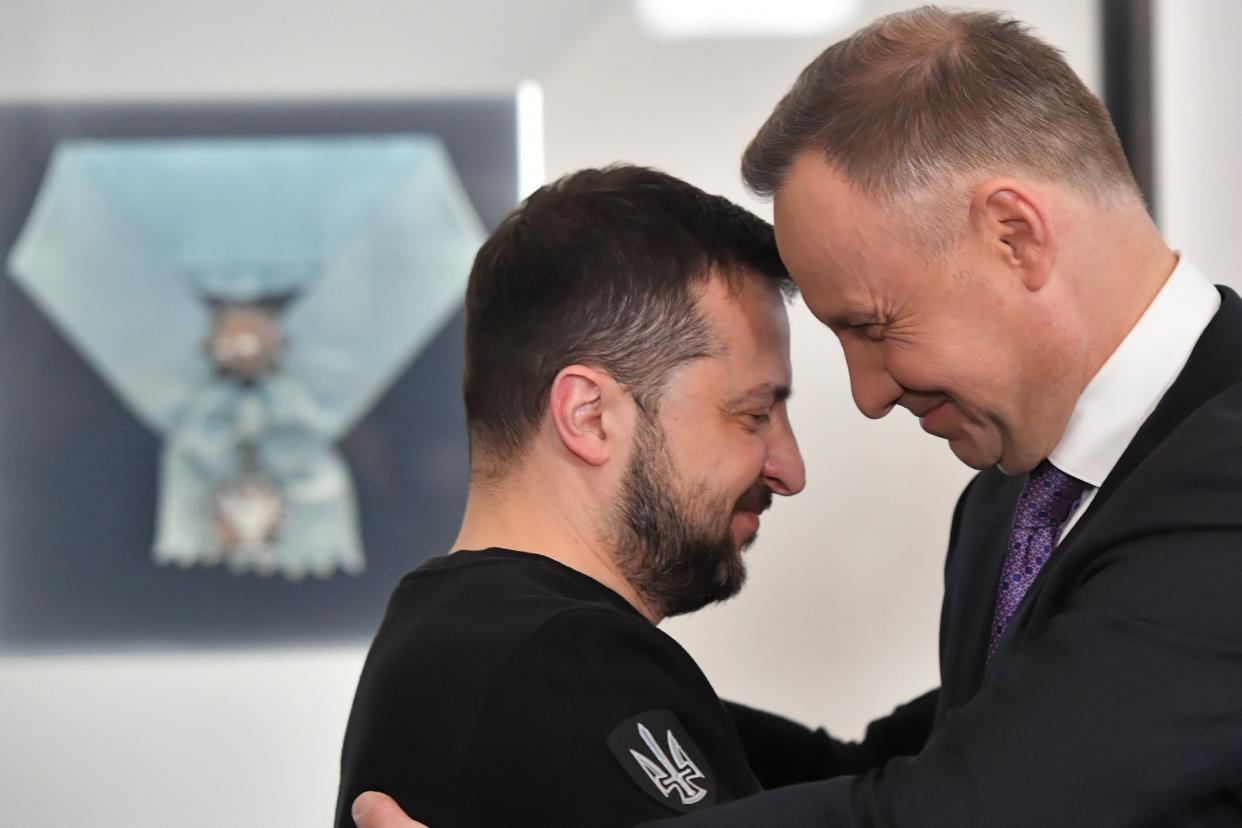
844;341;902;419
764;412;806;496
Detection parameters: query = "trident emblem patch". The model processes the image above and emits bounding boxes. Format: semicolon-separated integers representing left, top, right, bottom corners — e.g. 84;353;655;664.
629;721;707;804
607;710;717;812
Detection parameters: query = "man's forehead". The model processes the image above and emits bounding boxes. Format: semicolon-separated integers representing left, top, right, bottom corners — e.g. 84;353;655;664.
771;158;889;315
775;152;855;216
774;165;860;265
689;278;790;373
695;271;788;318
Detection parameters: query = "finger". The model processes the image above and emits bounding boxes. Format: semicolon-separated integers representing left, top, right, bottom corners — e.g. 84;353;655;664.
351;791;429;828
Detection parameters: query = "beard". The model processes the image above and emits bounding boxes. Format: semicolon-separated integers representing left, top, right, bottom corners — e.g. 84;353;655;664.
610;417;770;619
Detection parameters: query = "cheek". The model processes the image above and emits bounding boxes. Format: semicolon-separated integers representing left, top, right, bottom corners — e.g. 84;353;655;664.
668;420;763;482
885;343;991;422
737;437;771;491
883;339;956;391
707;429;767;487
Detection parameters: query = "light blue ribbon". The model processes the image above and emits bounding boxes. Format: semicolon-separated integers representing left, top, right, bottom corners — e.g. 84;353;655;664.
8;135;485;578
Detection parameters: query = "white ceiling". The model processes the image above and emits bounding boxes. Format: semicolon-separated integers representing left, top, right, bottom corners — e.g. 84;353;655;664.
0;0;615;99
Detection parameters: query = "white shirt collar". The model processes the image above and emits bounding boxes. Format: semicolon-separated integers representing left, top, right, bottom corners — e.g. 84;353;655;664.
1048;255;1220;487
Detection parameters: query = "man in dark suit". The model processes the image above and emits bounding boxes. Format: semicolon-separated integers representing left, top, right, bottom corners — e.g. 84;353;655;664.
637;6;1242;826
353;7;1242;826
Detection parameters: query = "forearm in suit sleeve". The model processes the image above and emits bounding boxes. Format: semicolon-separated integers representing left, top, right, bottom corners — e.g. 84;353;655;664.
724;690;938;788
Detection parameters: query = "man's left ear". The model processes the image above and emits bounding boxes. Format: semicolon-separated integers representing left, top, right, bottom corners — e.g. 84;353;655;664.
971;180;1056;291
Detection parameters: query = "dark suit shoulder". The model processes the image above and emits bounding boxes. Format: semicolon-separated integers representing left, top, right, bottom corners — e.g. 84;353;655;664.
1152;376;1242;460
1090;378;1242;536
1061;386;1242;633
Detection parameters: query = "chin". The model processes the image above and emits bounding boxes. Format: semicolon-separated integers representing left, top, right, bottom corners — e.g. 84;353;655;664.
948;438;999;471
728;522;761;552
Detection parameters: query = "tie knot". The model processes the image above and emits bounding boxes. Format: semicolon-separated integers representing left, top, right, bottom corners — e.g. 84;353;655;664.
1012;461;1086;530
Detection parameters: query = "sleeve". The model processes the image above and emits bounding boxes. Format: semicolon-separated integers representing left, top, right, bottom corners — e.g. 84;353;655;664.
334;604;452;828
454;608;759;828
640;442;1242;827
723;690;938;788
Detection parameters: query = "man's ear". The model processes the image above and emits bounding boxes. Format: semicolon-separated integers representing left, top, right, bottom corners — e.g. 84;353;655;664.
970;179;1056;292
548;364;623;466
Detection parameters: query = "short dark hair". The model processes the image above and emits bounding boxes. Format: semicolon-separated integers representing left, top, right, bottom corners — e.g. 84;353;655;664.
743;6;1138;212
463;165;790;471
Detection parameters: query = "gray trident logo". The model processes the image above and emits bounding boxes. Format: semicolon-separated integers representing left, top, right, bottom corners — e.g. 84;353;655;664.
628;722;708;805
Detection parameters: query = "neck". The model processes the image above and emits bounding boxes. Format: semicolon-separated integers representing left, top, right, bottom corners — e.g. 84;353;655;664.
1071;200;1178;391
450;460;662;624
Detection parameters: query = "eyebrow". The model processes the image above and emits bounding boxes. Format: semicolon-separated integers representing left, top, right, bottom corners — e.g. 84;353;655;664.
727;383;792;408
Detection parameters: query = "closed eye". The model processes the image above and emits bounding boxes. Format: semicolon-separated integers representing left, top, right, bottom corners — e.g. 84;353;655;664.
862;323;885;341
725;385;790;426
736;410;771;430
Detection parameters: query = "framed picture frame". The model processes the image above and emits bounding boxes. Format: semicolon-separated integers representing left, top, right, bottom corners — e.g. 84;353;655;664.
0;97;518;651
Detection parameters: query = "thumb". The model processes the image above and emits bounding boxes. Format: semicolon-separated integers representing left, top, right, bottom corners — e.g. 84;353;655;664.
351;791;429;828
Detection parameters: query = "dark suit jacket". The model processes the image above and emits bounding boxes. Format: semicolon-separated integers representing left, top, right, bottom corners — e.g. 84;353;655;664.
644;286;1242;827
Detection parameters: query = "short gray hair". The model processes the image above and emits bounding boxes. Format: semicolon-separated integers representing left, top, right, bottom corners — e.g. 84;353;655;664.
743;6;1139;223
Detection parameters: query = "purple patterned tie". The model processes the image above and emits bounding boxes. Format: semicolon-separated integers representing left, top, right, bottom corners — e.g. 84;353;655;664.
988;461;1086;659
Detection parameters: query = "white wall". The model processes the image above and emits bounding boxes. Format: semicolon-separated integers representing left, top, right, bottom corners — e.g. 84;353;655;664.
0;3;1107;826
0;648;365;826
1155;0;1242;295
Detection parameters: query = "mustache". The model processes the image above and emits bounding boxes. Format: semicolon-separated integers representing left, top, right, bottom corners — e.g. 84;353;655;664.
734;484;772;515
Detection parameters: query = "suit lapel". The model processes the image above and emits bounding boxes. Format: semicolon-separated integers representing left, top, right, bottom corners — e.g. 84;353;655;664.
938;470;1026;714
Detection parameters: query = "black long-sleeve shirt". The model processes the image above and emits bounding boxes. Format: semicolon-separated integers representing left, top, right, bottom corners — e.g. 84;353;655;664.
335;548;760;827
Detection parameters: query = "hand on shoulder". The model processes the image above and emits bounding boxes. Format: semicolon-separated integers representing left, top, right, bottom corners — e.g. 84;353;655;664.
352;792;429;828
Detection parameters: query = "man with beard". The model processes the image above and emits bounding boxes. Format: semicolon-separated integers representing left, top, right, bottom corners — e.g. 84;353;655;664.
333;165;805;828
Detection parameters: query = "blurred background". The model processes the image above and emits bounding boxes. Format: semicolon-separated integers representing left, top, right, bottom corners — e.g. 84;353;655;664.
0;0;1238;825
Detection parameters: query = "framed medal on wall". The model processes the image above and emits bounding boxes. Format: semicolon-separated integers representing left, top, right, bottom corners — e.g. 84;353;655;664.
0;98;519;650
